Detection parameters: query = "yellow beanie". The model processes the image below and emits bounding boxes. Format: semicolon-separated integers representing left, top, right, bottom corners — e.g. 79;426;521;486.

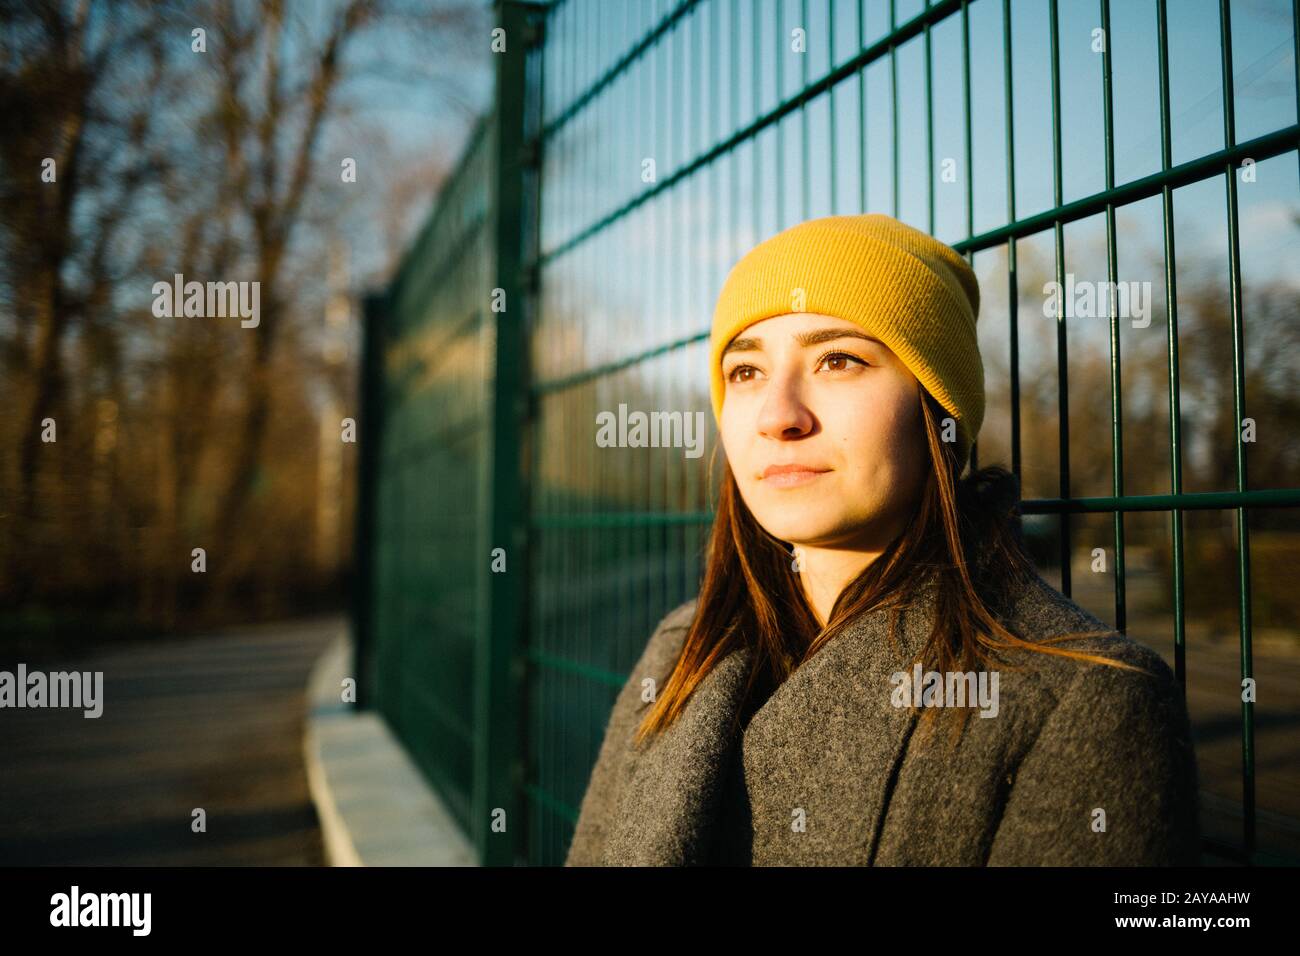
709;213;984;471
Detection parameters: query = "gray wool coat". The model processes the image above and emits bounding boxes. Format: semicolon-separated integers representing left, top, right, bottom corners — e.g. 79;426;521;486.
564;569;1202;866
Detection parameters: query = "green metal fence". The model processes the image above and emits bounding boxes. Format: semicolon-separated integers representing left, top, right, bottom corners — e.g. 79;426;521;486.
357;0;541;866
359;0;1300;866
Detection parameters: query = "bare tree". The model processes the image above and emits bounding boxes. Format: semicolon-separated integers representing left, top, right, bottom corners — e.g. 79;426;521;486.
0;0;488;630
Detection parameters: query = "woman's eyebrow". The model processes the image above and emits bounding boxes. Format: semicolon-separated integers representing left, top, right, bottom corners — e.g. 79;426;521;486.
722;328;884;356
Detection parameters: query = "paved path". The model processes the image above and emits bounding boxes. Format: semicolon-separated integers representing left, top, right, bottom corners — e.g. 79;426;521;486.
0;617;341;865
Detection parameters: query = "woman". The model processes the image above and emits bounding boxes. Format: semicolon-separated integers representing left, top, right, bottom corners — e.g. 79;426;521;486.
565;213;1201;867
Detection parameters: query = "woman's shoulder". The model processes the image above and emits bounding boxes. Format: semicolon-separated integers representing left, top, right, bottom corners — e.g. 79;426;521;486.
973;571;1202;864
996;569;1182;708
627;596;699;684
656;596;699;635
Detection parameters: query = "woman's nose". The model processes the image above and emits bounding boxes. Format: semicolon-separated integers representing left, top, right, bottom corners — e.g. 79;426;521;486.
756;367;814;438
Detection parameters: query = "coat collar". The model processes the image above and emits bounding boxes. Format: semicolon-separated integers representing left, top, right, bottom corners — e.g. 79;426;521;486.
602;572;942;865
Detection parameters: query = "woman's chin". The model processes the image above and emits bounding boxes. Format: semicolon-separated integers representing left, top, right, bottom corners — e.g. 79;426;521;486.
753;513;838;546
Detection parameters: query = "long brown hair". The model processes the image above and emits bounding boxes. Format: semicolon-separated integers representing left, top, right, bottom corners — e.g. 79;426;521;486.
635;387;1152;752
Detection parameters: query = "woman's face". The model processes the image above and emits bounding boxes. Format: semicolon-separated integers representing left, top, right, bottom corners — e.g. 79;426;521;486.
718;312;929;552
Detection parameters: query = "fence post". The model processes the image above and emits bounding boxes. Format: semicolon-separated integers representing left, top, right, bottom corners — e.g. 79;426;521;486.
351;290;386;712
474;0;541;867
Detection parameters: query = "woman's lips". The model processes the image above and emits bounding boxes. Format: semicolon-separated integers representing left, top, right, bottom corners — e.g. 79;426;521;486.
760;465;831;488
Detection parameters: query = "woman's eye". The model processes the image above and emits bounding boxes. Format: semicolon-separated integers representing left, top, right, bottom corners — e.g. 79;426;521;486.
818;351;868;372
725;364;758;384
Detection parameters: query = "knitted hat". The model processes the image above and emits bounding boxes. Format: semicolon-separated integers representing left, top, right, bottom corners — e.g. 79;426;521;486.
709;213;985;471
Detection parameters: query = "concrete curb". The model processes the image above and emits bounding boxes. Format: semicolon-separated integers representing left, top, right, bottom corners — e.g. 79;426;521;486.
303;628;478;866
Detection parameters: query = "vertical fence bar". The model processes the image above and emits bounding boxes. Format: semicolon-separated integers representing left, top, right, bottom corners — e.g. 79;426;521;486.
829;0;837;211
754;3;763;232
1002;0;1020;485
585;0;598;869
891;0;900;216
1218;0;1256;862
1100;0;1126;635
352;292;387;710
475;0;539;866
1048;0;1072;596
1154;0;1188;706
777;0;786;230
925;14;934;235
803;0;811;219
962;0;972;242
960;0;975;472
859;0;867;214
524;0;548;862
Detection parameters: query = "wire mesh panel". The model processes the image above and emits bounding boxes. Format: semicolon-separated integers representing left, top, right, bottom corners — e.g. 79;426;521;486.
363;0;1300;866
361;0;542;867
522;0;1300;866
525;0;725;865
367;115;496;845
